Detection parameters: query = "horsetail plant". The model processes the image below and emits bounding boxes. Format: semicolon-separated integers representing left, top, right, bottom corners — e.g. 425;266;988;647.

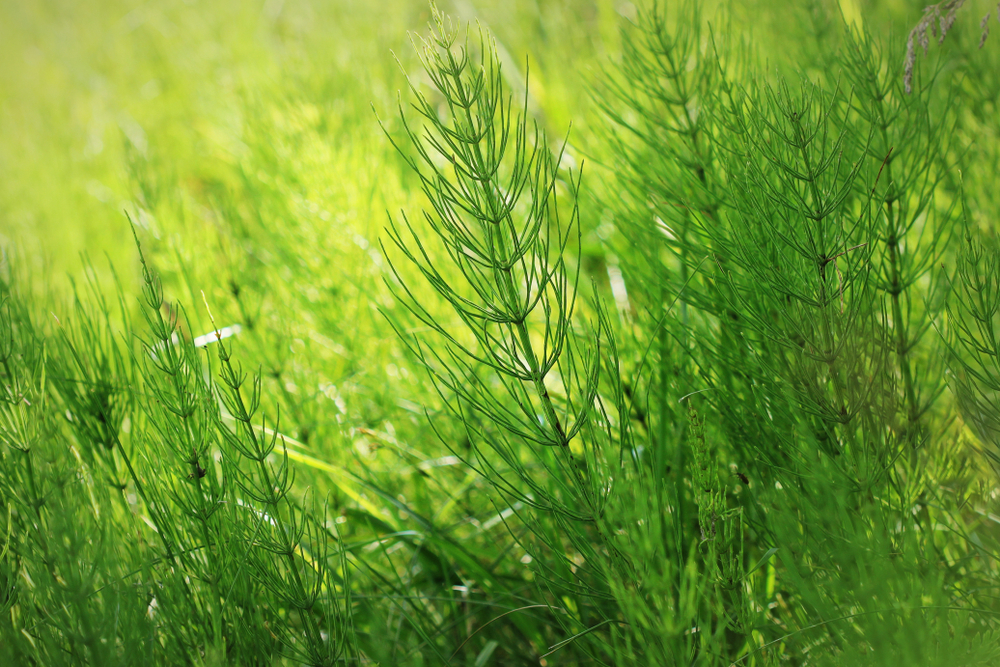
0;229;357;664
380;5;762;664
594;1;1000;664
133;233;355;665
5;0;1000;664
379;5;609;522
946;199;1000;479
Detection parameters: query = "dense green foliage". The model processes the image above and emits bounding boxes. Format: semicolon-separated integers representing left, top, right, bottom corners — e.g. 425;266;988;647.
3;0;1000;664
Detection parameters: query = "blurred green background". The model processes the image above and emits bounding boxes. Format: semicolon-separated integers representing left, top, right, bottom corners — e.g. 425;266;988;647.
0;0;929;285
0;0;627;282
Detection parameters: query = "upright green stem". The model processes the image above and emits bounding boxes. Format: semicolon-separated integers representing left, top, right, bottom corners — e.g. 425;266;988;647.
795;120;851;443
446;57;595;514
875;117;920;437
220;348;326;657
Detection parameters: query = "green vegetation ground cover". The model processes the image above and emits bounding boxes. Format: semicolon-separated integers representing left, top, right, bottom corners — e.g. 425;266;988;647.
3;0;1000;664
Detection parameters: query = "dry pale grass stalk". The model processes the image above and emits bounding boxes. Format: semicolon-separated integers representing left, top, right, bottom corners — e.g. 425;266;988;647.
905;0;1000;93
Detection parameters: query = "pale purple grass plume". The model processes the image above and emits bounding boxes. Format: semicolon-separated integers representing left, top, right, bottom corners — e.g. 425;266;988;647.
904;0;1000;93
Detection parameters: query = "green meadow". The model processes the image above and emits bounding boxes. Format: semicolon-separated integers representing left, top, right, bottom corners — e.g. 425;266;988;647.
2;0;1000;664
